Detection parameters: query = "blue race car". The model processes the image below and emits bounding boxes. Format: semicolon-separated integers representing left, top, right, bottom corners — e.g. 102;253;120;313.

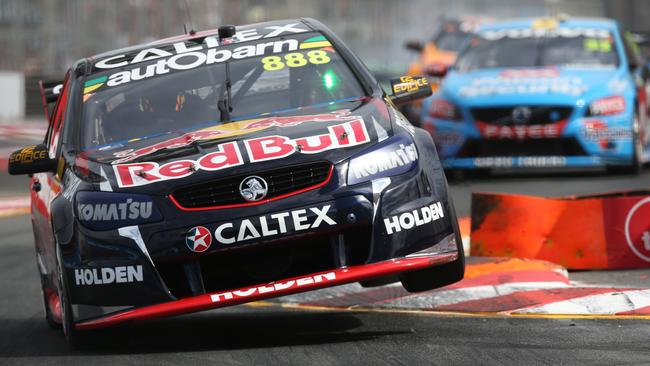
421;16;650;173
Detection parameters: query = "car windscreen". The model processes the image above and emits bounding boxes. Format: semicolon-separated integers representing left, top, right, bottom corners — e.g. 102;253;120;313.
455;27;619;72
79;32;366;150
434;27;472;52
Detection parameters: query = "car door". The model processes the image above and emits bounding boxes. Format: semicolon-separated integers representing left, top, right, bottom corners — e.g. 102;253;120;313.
32;71;70;278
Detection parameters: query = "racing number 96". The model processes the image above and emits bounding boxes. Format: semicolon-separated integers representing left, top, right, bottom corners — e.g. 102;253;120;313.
262;50;330;71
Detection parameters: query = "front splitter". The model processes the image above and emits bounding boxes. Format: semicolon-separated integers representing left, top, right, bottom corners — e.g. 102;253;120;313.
75;251;457;330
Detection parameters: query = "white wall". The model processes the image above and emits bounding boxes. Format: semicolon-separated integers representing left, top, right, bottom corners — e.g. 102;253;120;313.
0;72;25;121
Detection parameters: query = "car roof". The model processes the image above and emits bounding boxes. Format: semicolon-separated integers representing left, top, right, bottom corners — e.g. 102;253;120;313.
477;16;619;33
78;18;320;73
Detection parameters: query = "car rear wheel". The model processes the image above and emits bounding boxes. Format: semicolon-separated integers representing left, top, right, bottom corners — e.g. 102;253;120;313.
400;198;465;293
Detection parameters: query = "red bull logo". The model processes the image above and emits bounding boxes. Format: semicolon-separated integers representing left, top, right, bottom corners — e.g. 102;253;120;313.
111;110;358;164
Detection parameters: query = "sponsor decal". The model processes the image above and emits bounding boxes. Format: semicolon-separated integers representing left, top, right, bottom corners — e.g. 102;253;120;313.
476;120;568;140
260;50;331;72
390;108;415;135
300;35;332;49
589;96;626;116
83;76;107;94
186;226;213;253
239;176;268;202
214;205;336;245
75;192;162;230
384;202;445;235
625;197;650;262
210;272;336;302
348;135;418;185
458;75;587;98
581;120;632;143
74;265;143;286
500;68;560;79
94;23;308;69
9;146;47;164
481;28;611;41
110;110;358;164
473;156;567;168
114;120;370;188
102;39;300;90
392;76;429;94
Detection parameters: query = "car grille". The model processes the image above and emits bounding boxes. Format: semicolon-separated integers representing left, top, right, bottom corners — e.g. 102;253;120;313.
154;226;372;299
470;106;573;125
456;138;587;157
171;161;332;210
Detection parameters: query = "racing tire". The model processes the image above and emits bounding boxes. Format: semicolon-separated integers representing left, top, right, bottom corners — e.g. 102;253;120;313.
400;196;465;293
55;244;83;348
607;110;643;175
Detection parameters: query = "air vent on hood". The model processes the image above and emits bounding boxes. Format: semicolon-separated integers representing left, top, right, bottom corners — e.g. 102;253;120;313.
170;161;333;210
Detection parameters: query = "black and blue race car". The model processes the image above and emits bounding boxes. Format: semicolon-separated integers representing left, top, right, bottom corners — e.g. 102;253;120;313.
8;18;463;346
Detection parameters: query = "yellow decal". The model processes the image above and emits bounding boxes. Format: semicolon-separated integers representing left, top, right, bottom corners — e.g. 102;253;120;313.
393;76;429;94
10;146;47;164
261;50;331;72
532;17;558;30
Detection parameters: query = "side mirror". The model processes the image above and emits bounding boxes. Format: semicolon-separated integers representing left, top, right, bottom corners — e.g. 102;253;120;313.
404;40;424;52
8;144;57;175
389;76;433;105
424;63;449;78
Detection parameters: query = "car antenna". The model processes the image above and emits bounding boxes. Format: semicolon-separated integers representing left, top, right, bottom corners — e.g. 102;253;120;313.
182;0;196;35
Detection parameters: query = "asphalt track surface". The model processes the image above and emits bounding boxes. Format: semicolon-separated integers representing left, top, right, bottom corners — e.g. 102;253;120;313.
1;168;650;364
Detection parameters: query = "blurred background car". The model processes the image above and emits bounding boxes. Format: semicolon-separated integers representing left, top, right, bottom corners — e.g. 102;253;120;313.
400;16;490;125
421;16;650;174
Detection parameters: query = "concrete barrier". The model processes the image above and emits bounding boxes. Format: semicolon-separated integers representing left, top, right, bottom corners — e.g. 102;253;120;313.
470;191;650;269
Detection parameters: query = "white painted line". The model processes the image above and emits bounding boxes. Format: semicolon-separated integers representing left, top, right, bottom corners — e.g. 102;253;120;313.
371;281;571;309
514;289;650;315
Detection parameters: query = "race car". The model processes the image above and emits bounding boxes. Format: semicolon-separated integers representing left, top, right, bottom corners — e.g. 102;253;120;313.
8;19;463;346
401;17;488;125
421;16;650;173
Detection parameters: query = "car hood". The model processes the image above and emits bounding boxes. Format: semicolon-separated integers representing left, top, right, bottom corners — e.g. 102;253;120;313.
441;66;629;107
80;97;394;194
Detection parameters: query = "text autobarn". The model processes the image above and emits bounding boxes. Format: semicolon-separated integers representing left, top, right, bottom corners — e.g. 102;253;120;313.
94;23;308;69
105;39;300;88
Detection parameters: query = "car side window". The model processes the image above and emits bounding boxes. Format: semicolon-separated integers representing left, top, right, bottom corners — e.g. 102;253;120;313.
45;73;71;159
622;31;643;69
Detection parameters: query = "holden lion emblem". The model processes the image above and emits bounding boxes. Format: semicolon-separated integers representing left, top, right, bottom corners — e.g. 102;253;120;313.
239;176;268;202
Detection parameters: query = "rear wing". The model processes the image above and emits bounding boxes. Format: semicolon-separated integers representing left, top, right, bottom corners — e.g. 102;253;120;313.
38;80;63;121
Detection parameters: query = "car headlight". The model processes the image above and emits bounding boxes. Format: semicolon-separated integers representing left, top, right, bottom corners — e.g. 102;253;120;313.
75;191;163;230
347;134;418;185
587;96;626;116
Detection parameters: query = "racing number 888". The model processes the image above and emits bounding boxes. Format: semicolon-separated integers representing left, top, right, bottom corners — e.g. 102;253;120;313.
261;50;331;71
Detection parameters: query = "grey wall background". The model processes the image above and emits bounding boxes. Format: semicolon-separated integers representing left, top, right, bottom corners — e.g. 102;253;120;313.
0;0;648;118
2;0;646;77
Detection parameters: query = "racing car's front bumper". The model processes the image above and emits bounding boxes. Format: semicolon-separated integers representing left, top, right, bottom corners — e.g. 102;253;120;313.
75;248;458;330
423;111;638;170
63;146;460;327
